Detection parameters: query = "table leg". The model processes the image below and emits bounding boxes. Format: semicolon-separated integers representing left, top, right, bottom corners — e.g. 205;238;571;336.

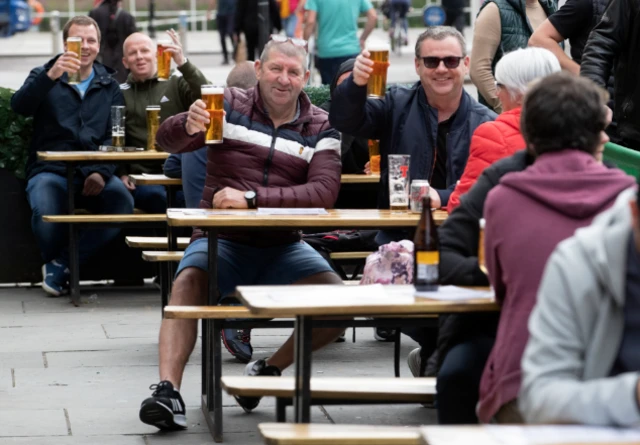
66;164;80;307
293;314;313;423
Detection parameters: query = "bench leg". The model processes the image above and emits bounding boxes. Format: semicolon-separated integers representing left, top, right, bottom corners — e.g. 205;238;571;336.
69;223;80;307
276;398;287;422
394;327;401;378
293;314;313;423
212;319;223;442
159;262;169;318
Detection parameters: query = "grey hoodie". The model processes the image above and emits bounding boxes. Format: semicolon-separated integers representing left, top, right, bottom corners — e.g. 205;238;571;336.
519;187;640;426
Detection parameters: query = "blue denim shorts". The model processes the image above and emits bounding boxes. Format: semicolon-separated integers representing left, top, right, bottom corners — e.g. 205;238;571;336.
175;238;334;299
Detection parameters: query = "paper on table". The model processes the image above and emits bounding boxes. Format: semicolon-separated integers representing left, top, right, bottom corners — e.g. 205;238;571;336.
175;209;255;216
415;285;493;301
141;173;173;178
256;208;328;215
266;284;413;305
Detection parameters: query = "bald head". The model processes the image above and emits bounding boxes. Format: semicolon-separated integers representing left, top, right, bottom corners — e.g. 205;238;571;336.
226;61;257;89
122;33;157;81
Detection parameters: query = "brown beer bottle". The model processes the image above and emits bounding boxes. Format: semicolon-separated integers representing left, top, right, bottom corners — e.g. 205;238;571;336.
414;196;439;291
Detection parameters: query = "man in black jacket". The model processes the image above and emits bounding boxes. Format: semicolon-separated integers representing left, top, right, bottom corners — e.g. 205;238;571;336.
11;16;133;297
415;150;534;424
580;0;640;150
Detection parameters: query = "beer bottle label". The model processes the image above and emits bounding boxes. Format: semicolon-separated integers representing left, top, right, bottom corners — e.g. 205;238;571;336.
416;251;439;282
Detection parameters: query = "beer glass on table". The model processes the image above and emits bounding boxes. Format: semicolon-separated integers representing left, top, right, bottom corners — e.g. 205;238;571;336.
66;36;82;85
388;154;410;212
157;40;171;81
201;85;224;144
146;105;161;151
478;218;488;275
368;139;381;174
367;42;390;99
111;106;126;149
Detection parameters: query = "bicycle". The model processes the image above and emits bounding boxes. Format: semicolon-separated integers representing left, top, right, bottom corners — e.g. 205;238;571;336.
389;6;409;55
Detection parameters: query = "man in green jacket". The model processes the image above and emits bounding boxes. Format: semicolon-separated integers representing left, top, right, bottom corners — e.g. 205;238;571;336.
118;30;209;213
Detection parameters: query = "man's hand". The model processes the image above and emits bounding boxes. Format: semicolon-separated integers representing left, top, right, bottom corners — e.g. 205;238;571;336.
364;161;371;175
185;99;210;135
353;50;374;86
47;51;82;81
120;175;136;191
213;187;248;209
83;173;106;196
429;187;441;209
162;29;187;67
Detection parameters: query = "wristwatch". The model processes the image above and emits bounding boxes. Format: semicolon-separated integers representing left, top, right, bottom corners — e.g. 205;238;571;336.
245;190;257;209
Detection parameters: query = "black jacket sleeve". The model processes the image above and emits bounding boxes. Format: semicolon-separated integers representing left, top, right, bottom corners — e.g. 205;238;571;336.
580;0;632;87
11;67;57;117
329;75;390;141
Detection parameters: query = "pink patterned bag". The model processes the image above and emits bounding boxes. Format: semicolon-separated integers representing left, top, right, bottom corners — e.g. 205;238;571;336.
360;240;414;285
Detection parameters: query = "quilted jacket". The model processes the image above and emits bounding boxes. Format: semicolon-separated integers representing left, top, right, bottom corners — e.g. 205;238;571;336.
447;107;525;212
156;85;342;246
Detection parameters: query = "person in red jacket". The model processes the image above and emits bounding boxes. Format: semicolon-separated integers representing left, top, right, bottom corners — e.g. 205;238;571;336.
447;47;560;213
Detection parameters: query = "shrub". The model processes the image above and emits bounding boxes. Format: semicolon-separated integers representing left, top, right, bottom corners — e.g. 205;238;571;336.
0;87;31;179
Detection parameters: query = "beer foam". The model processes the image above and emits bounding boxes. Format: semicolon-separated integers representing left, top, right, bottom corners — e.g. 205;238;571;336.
367;41;390;52
146;105;161;110
201;86;224;95
157;39;171;46
67;36;82;42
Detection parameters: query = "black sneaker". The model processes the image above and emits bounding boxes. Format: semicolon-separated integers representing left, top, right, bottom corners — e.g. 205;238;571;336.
222;328;253;363
139;381;187;431
373;327;397;342
234;359;281;413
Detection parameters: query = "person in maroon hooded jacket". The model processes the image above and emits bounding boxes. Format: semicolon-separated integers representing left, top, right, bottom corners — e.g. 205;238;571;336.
138;37;344;431
479;72;636;423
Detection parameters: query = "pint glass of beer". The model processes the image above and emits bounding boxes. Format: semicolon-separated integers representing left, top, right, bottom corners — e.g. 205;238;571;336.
157;40;172;81
367;42;390;99
201;85;224;144
146;105;161;151
111;105;126;149
368;140;381;174
66;36;82;85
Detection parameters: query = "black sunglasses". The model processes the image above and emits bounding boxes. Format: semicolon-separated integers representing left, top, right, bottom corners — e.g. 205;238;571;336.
420;56;464;69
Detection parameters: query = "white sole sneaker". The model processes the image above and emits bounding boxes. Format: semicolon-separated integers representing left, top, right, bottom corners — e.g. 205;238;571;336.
407;347;422;378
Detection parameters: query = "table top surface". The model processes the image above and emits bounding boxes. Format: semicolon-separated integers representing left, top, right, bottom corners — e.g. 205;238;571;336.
340;174;381;184
236;285;498;317
166;208;447;227
37;151;169;161
129;174;182;186
420;425;640;445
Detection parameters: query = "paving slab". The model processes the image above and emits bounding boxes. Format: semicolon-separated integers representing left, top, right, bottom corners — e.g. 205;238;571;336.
0;409;69;437
0;436;145;445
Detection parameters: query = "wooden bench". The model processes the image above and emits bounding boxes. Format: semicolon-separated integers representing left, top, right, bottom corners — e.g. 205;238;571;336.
223;376;436;422
43;214;167;224
258;423;421;445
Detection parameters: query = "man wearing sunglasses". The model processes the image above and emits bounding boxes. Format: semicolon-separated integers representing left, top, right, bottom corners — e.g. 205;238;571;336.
330;26;496;218
139;36;345;430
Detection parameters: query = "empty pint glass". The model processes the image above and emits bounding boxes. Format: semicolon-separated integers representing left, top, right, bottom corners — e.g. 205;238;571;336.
157;40;171;81
202;85;224;144
66;36;82;85
111;105;126;148
367;42;390;99
368;140;381;174
146;105;161;151
388;154;410;212
478;218;487;275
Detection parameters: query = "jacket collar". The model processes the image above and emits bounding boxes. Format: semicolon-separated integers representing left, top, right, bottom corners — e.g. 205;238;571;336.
416;81;472;131
126;72;160;86
252;84;314;125
44;55;116;87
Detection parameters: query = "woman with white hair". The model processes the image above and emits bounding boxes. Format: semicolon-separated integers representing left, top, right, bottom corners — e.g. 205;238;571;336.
447;47;560;212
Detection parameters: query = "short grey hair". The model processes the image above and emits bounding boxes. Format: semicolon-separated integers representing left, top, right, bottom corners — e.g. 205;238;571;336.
495;47;561;101
414;26;467;58
259;40;309;72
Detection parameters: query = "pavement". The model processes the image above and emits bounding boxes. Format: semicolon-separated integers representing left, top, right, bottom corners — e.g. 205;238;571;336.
0;27;478;92
0;285;434;444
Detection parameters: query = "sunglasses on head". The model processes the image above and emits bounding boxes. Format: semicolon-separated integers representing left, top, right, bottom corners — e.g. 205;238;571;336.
269;34;309;52
420;56;464;69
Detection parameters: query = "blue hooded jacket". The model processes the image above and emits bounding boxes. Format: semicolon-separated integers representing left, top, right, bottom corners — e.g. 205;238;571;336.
11;55;124;180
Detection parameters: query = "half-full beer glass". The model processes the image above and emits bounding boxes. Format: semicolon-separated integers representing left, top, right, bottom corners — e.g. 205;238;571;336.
367;42;390;99
202;85;224;144
146;105;161;151
67;36;82;85
368;140;381;174
157;40;171;81
111;105;126;148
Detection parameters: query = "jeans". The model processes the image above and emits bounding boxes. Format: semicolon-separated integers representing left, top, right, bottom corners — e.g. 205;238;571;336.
217;14;235;62
436;336;494;424
317;54;359;85
131;184;167;214
26;172;134;266
282;14;297;37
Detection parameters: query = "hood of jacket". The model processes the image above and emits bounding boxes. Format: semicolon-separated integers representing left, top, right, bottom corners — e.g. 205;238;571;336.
572;187;637;306
499;149;636;219
494;106;521;132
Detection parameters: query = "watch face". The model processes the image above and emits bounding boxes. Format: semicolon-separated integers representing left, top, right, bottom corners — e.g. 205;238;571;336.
245;191;256;200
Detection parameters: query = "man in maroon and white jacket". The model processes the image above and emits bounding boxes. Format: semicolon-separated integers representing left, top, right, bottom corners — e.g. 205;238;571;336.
139;38;344;431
